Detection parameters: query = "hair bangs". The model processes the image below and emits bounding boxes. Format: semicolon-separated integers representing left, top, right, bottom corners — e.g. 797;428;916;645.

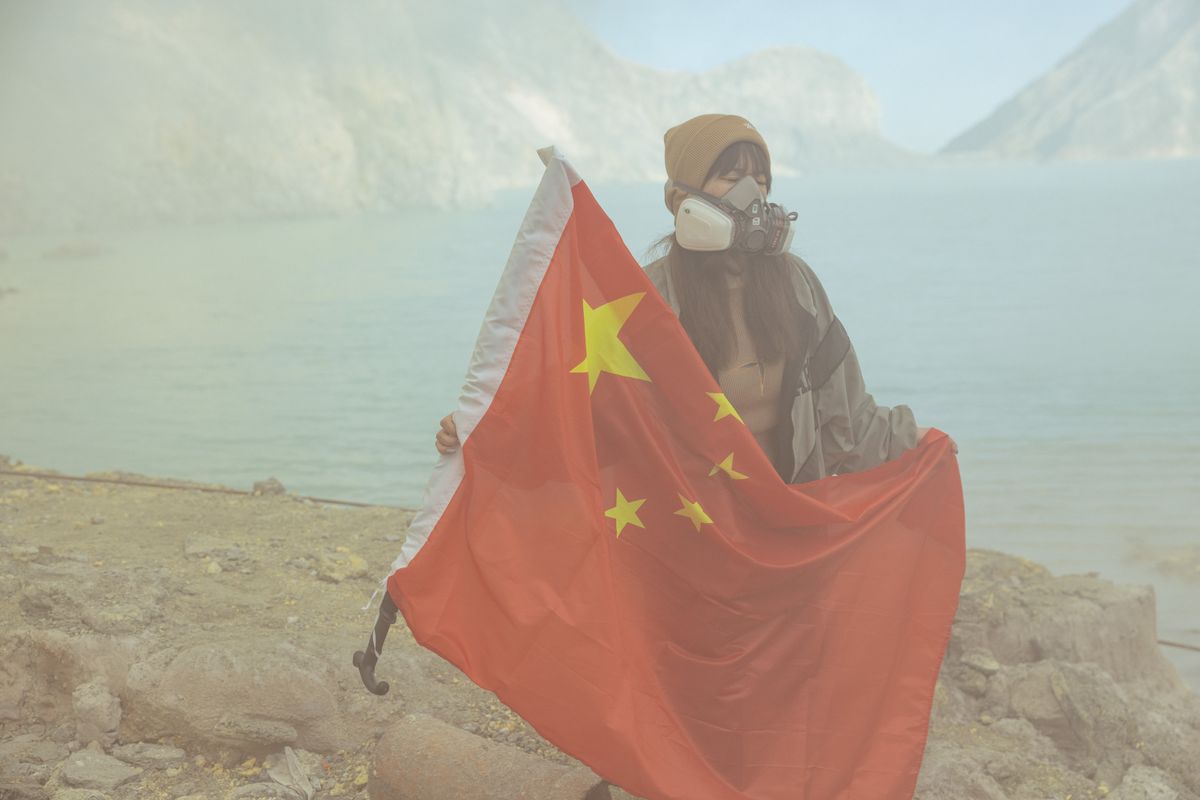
706;141;772;194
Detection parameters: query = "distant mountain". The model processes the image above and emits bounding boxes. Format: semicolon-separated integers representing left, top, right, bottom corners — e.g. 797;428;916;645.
942;0;1200;160
0;0;913;234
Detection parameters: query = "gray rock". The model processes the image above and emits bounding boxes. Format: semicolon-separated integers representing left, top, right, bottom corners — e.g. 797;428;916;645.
51;790;111;800
371;713;606;800
48;724;76;744
961;650;1001;676
0;735;70;765
228;783;302;799
263;747;315;800
251;478;286;496
314;550;368;583
121;639;346;753
0;783;48;800
81;603;158;636
989;661;1135;775
952;550;1182;689
108;742;185;769
60;749;142;791
72;680;121;748
1108;765;1185;800
913;740;1010;800
0;733;64;786
922;551;1200;799
7;619;139;718
183;537;247;563
18;583;82;622
2;761;58;788
1128;693;1200;793
213;716;298;747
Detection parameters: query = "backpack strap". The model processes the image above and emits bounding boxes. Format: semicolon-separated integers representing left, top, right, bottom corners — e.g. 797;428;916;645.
776;260;853;482
807;316;851;393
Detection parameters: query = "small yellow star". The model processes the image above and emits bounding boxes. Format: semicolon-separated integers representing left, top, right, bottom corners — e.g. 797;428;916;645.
605;488;647;538
570;293;652;394
708;453;749;480
707;391;744;423
674;494;713;532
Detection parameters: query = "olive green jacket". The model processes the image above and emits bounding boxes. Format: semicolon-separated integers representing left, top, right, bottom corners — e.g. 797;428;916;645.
642;253;920;484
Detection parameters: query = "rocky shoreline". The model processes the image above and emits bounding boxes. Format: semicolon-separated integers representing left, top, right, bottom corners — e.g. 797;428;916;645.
1;458;1197;800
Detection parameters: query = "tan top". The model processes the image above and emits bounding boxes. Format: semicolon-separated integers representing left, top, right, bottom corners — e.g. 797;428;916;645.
644;253;920;483
713;269;786;471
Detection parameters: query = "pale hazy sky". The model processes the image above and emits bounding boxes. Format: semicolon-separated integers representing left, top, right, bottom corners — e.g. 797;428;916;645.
564;0;1133;153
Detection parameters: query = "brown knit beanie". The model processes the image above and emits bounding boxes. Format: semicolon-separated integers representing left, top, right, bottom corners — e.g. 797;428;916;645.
663;113;771;215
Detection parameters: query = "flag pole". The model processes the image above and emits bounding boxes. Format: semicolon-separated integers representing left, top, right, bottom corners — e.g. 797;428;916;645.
358;145;572;697
352;590;399;695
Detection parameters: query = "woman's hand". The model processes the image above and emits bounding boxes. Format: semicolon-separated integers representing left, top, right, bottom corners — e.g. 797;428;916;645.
435;413;460;455
917;426;958;454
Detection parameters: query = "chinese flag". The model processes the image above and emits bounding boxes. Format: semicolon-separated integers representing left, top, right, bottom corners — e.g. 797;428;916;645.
387;147;965;800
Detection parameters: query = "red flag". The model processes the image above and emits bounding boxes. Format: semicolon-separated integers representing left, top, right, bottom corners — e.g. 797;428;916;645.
387;147;965;800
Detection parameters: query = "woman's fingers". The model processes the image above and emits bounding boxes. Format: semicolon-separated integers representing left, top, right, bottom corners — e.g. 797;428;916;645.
436;413;460;454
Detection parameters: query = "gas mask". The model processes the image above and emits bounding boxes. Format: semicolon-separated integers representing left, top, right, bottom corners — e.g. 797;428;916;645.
668;175;798;255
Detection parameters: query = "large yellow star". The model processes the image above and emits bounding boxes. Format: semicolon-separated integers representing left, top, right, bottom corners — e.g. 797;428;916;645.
707;391;744;423
674;493;713;532
570;293;652;394
605;488;647;538
708;452;749;480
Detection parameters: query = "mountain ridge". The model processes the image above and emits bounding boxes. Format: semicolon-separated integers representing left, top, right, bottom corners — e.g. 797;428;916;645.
0;0;913;234
941;0;1200;160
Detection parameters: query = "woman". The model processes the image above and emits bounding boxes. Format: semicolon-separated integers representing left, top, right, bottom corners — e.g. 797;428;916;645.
436;113;953;476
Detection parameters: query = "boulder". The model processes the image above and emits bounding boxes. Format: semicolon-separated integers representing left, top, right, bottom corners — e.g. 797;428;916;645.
51;790;110;800
252;478;287;496
72;679;121;748
0;781;49;799
121;639;347;754
0;734;71;789
987;660;1136;777
59;749;141;791
950;550;1182;689
922;551;1200;798
228;783;302;799
108;742;186;769
1108;765;1190;800
315;550;369;583
370;713;607;800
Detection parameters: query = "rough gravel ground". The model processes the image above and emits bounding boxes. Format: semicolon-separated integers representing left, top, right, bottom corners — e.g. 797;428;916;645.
0;461;591;799
4;458;1199;800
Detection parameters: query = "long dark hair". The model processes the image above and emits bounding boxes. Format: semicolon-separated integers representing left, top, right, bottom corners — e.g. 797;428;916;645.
644;141;813;377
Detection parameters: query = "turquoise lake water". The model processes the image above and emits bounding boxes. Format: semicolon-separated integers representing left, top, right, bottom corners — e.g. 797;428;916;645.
2;158;1198;686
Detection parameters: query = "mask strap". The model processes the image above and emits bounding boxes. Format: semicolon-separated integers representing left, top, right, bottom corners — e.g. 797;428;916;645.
666;179;729;208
